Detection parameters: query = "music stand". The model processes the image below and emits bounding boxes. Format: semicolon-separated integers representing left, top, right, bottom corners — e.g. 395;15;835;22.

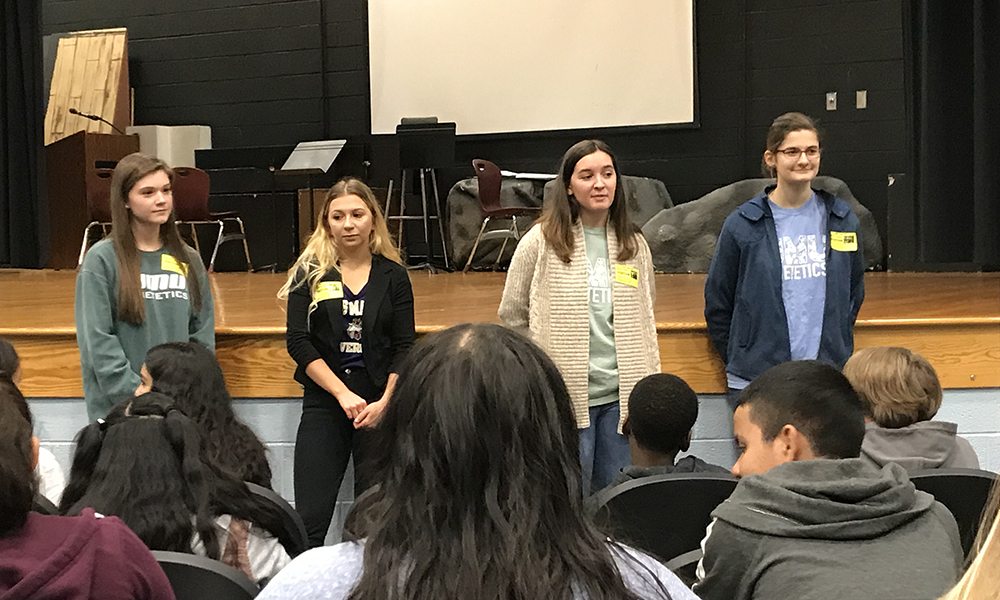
273;140;346;256
388;120;455;271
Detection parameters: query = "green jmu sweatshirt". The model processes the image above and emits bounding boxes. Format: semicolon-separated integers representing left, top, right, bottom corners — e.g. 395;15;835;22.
75;239;215;420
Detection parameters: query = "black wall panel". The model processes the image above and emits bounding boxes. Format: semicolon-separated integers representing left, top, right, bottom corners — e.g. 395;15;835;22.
42;0;909;267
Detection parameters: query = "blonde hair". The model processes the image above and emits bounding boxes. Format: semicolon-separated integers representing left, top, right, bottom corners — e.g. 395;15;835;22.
277;178;401;311
842;347;943;428
938;479;1000;600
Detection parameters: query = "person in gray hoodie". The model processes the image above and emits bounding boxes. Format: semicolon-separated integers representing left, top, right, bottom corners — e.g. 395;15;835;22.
694;360;963;600
843;346;979;472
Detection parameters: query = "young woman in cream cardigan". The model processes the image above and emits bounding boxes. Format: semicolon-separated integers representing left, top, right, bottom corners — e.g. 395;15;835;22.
499;139;659;494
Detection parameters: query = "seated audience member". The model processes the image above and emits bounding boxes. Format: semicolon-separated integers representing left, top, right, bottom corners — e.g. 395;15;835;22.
939;479;1000;600
60;392;292;586
694;360;963;600
843;346;980;471
0;374;175;600
136;341;273;487
257;324;698;600
610;373;729;487
0;337;66;504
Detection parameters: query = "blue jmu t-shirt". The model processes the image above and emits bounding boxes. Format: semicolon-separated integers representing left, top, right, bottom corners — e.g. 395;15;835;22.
770;194;827;361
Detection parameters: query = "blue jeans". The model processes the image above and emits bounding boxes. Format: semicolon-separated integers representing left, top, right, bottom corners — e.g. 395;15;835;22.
579;402;631;496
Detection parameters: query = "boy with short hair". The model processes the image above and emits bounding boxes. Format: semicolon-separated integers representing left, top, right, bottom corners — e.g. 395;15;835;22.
610;373;728;487
843;346;979;471
693;360;962;600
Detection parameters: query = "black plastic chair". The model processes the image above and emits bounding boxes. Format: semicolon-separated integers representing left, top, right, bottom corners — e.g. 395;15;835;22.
590;472;738;564
152;550;258;600
245;482;309;557
31;493;58;515
909;468;998;555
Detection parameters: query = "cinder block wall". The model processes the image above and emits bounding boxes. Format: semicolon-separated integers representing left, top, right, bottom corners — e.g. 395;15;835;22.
28;388;1000;544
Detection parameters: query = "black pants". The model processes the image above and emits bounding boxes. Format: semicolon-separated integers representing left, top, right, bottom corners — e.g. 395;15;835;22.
294;367;381;547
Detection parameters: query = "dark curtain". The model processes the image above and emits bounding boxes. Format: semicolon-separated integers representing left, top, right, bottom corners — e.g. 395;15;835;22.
0;0;48;268
907;2;999;268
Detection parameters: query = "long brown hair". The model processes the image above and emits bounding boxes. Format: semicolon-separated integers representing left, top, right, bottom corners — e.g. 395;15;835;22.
278;178;401;310
539;139;639;264
0;373;36;537
109;153;203;325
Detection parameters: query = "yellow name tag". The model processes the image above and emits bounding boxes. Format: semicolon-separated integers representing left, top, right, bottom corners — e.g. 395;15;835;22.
315;281;344;302
614;264;639;288
160;254;188;276
830;231;858;252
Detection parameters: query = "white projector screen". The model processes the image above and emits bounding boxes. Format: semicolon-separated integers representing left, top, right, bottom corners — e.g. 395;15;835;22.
368;0;696;135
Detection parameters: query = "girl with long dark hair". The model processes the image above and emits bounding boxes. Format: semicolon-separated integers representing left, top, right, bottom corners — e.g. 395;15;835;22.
0;375;175;599
499;140;660;493
137;341;272;487
278;178;415;547
704;113;865;407
60;393;292;585
75;152;215;421
0;336;65;503
258;324;696;600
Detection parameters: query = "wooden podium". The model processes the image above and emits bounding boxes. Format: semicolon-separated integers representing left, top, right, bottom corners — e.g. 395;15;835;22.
45;131;139;269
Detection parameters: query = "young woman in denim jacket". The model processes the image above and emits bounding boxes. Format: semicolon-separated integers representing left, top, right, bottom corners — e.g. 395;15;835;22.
704;113;865;407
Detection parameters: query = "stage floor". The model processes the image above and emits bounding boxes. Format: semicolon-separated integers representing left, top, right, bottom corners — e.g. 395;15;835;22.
2;269;998;396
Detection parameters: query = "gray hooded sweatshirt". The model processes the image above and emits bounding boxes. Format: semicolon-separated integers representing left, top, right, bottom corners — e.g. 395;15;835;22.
693;459;962;600
861;421;980;472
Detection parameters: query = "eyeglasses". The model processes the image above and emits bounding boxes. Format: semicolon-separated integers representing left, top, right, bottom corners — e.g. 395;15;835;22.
775;146;821;159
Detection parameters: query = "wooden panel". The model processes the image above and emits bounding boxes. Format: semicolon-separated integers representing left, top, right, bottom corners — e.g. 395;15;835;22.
44;28;129;145
3;270;998;398
855;324;1000;389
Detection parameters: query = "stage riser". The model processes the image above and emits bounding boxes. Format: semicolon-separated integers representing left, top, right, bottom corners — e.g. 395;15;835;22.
12;322;999;398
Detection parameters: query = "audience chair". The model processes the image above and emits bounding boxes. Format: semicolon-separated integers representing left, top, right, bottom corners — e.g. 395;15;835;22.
664;548;702;588
463;159;542;272
152;550;258;600
591;472;738;564
910;467;998;556
245;482;309;557
78;168;114;266
31;493;58;515
172;167;252;272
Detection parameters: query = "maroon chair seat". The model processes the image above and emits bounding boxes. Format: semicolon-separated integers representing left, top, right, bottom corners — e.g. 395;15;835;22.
463;159;541;272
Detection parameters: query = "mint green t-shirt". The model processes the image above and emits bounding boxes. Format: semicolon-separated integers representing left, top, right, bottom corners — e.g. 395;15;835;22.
584;226;619;407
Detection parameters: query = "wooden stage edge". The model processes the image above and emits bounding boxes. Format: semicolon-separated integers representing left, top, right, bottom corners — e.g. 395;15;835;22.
2;270;998;397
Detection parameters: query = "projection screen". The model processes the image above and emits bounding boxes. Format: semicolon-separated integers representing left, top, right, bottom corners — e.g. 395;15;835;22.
368;0;696;135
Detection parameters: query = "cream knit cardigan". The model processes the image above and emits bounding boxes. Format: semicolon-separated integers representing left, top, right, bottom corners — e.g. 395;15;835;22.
498;223;660;431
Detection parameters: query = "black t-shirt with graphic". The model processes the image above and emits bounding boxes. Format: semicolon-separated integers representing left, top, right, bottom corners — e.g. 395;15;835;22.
340;284;366;370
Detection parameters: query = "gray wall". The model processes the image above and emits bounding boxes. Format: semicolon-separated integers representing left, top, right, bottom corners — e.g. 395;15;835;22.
28;387;1000;542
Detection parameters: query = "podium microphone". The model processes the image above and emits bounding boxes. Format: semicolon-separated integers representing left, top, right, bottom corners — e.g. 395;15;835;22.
68;107;127;135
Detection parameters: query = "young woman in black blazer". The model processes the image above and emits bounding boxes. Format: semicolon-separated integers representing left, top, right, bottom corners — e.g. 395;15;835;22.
279;178;416;547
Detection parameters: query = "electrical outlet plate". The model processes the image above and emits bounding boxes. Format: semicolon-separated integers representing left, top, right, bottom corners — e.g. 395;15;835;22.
826;92;837;111
856;90;867;109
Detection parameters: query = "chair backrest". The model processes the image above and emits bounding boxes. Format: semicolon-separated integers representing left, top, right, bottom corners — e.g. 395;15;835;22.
31;493;58;515
245;482;309;557
172;167;213;221
591;472;738;563
909;468;999;555
86;168;114;223
151;550;258;600
472;159;503;213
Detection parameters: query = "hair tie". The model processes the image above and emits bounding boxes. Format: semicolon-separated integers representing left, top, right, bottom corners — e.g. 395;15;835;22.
97;418;108;431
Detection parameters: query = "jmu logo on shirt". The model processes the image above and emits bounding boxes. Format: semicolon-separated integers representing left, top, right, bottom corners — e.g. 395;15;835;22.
140;273;189;300
778;234;827;280
587;257;611;303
